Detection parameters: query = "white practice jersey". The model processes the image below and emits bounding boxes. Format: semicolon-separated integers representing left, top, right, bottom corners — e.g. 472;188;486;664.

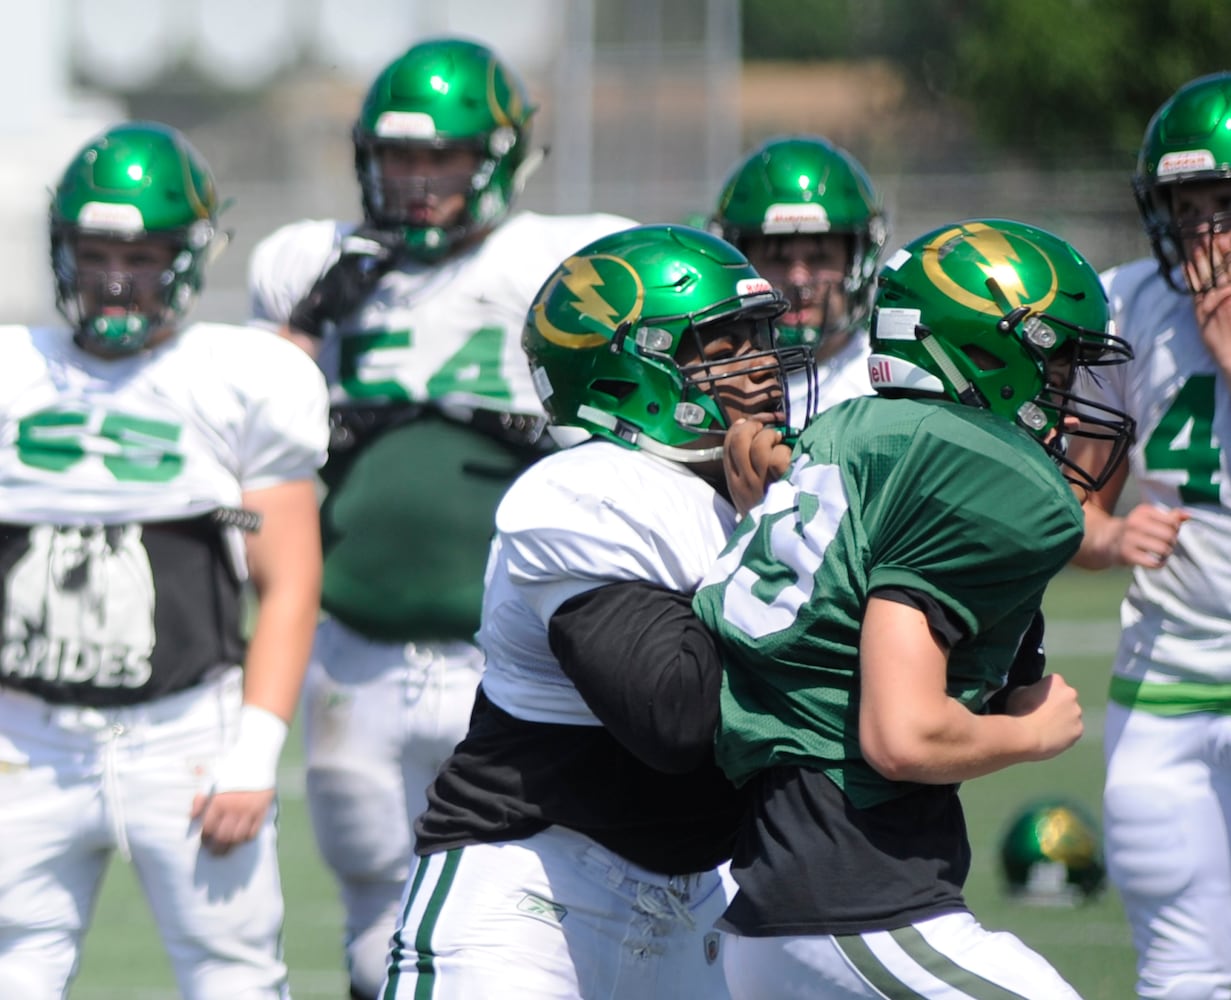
248;210;636;415
0;323;328;525
477;440;738;725
816;333;873;412
1084;257;1231;684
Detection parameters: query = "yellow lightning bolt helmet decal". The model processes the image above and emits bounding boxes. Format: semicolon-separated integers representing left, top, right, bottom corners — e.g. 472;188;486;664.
533;253;644;349
922;222;1058;316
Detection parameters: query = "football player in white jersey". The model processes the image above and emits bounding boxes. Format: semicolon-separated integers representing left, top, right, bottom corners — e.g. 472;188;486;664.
709;134;887;410
0;122;328;999
378;224;817;998
246;37;634;1000
1069;73;1231;1000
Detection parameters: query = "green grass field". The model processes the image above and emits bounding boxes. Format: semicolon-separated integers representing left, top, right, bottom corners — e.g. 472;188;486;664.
70;567;1139;999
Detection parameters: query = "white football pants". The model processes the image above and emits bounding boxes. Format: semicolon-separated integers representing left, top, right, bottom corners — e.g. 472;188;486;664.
380;825;735;999
1103;700;1231;1000
0;668;288;1000
300;616;484;998
723;912;1082;999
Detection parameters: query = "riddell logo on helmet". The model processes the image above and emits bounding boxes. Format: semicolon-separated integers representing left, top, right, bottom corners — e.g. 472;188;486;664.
736;278;773;296
763;203;830;234
1158;149;1216;176
869;358;892;384
78;202;145;234
374;111;438;140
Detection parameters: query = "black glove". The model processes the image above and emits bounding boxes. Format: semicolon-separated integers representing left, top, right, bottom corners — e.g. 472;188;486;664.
987;609;1047;715
287;229;399;338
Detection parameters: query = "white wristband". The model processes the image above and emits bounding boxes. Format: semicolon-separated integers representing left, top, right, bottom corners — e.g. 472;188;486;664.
212;704;289;793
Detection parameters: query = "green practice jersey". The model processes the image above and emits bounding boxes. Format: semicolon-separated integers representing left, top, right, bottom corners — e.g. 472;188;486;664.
694;394;1084;808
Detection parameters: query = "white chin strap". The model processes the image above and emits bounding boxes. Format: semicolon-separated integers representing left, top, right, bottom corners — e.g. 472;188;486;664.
576;403;723;464
637;436;724;465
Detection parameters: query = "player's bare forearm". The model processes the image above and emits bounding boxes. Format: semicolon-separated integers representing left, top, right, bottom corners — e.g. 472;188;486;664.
1075;500;1190;570
241;478;322;721
858;598;1083;784
1070;439;1130;569
1073;500;1128;569
864;677;1084;785
189;479;321;854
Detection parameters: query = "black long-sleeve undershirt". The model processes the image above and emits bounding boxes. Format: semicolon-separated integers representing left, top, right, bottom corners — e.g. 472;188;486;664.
548;580;723;774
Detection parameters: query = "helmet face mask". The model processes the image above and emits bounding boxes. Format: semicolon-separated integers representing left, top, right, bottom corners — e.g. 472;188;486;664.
1134;72;1231;295
523;224;817;465
1000;799;1107;905
712;135;886;352
738;231;855;352
362;143;481;235
60;234;181;355
869;219;1135;492
49;122;221;356
353;38;536;262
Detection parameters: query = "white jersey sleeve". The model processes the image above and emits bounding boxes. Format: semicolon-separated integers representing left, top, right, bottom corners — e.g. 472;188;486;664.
477;441;737;725
210;325;330;491
247;218;352;333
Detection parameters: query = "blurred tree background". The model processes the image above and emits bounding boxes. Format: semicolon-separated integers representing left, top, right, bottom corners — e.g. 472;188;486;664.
743;0;1231;164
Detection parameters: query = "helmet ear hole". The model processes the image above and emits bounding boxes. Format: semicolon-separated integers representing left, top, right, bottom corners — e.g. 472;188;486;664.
960;344;1006;372
590;379;637;403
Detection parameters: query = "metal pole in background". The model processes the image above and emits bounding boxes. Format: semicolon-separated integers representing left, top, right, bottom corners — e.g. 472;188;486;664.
552;0;595;212
706;0;741;202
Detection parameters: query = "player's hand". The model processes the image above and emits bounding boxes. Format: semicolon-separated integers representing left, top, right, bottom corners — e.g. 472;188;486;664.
1186;240;1231;375
1113;502;1190;568
190;788;275;856
723;416;792;517
1004;673;1083;761
287;228;398;338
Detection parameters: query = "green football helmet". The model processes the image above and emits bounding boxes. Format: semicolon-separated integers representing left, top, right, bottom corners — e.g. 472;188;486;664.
712;135;886;350
523;224;817;464
869;219;1135;492
353;37;537;261
49;121;222;356
1134;72;1231;294
1000;799;1107;905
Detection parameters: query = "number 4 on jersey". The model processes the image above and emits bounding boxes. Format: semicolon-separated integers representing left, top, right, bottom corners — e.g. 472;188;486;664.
1142;374;1221;504
341;326;513;404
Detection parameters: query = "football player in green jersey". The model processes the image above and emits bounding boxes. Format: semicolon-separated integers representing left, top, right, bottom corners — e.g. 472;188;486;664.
1069;73;1231;999
247;37;633;999
694;219;1134;998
